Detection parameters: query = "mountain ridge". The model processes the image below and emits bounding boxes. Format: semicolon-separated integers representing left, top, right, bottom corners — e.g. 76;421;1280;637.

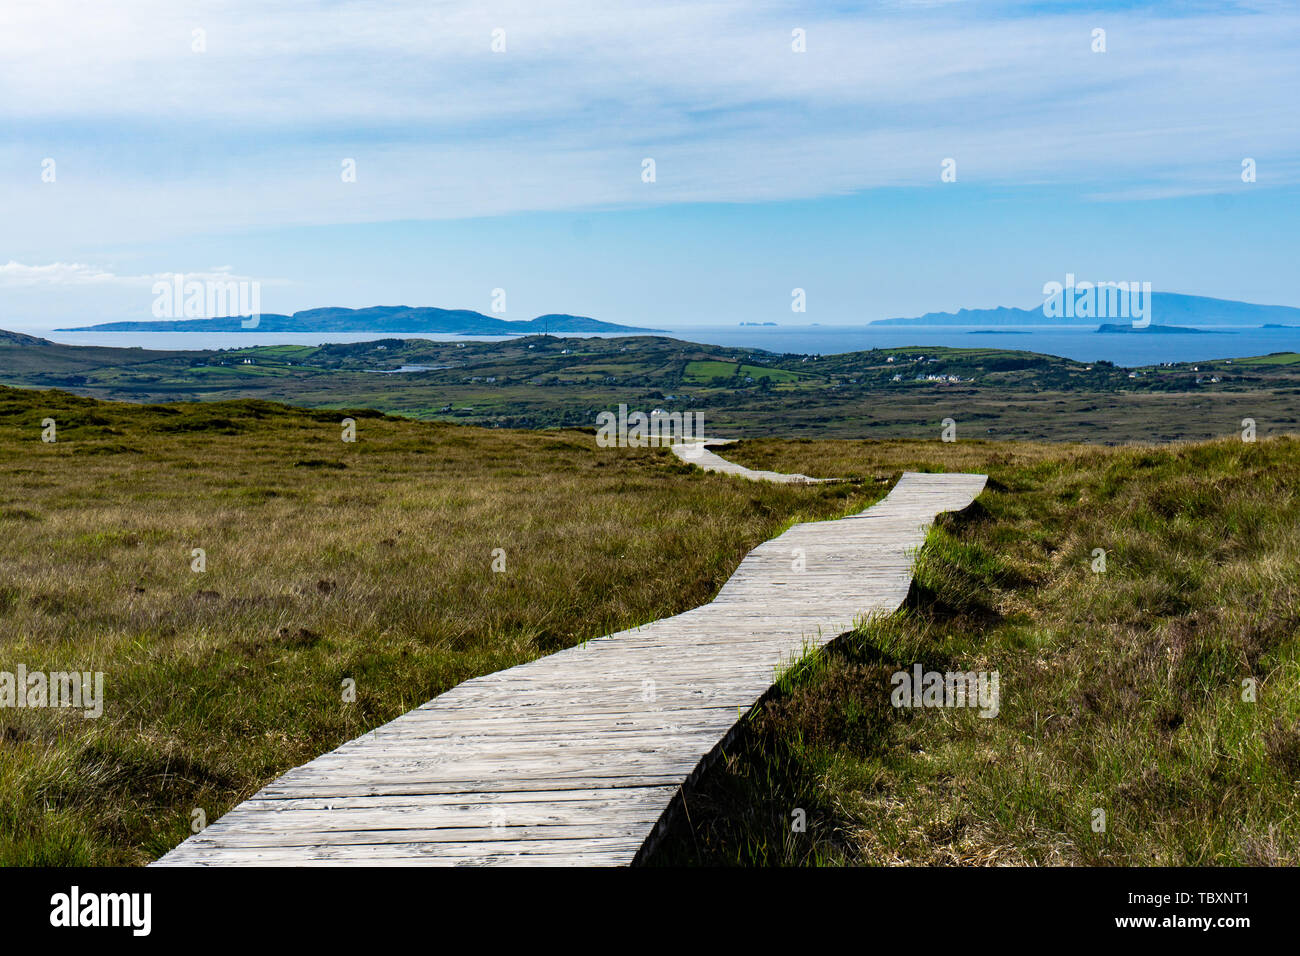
869;293;1300;328
48;292;1300;335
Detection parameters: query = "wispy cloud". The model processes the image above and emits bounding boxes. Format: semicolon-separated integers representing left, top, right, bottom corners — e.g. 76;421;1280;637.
0;0;1295;245
0;261;270;287
0;262;128;286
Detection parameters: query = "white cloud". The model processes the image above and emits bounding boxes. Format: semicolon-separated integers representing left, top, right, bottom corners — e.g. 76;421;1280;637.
0;262;127;286
0;1;1296;244
0;261;270;287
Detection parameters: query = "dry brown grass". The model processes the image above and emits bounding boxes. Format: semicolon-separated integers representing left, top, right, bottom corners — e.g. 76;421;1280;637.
0;386;880;864
655;434;1300;866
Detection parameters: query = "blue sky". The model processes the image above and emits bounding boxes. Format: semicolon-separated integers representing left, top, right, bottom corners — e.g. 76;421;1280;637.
1;0;1297;330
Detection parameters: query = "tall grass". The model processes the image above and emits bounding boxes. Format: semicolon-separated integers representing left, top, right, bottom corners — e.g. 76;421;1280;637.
655;435;1300;865
0;387;878;864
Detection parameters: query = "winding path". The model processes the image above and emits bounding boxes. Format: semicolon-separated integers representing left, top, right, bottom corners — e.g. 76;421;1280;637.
156;445;985;866
670;439;841;483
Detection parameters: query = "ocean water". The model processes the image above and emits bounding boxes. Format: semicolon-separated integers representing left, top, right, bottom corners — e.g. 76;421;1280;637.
26;330;517;351
660;325;1300;366
16;324;1300;367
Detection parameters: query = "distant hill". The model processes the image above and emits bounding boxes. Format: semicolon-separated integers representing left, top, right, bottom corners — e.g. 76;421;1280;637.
0;329;53;346
870;293;1300;328
58;306;662;335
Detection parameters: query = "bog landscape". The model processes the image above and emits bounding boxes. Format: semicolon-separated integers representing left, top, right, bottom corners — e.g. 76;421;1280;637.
2;1;1297;903
1;318;1297;865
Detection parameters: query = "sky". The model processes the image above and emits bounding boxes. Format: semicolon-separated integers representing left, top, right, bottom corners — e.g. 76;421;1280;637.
1;0;1297;330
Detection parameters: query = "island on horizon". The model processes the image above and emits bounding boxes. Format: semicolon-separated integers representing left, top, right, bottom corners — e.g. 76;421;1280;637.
1096;323;1233;335
59;305;664;337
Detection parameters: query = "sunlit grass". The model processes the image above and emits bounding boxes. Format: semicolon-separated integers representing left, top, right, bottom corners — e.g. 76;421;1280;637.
655;435;1300;866
0;386;879;865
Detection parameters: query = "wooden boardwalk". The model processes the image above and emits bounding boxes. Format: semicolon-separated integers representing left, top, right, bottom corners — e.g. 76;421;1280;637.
670;438;840;483
155;450;985;866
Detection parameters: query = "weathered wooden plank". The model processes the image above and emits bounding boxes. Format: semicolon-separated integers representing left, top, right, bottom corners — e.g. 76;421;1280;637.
256;775;689;798
154;450;985;867
159;840;649;866
668;439;843;484
236;786;680;813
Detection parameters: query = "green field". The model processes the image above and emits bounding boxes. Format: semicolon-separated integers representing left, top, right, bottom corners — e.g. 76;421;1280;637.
1232;352;1300;366
683;360;807;384
6;330;1300;443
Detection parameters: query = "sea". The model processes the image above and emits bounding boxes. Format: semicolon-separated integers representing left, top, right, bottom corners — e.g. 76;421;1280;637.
14;324;1300;367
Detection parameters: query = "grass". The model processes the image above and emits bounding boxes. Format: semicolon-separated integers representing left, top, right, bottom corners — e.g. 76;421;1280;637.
652;435;1300;866
0;385;879;865
13;332;1300;442
682;360;806;384
4;378;1296;867
1231;352;1300;366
